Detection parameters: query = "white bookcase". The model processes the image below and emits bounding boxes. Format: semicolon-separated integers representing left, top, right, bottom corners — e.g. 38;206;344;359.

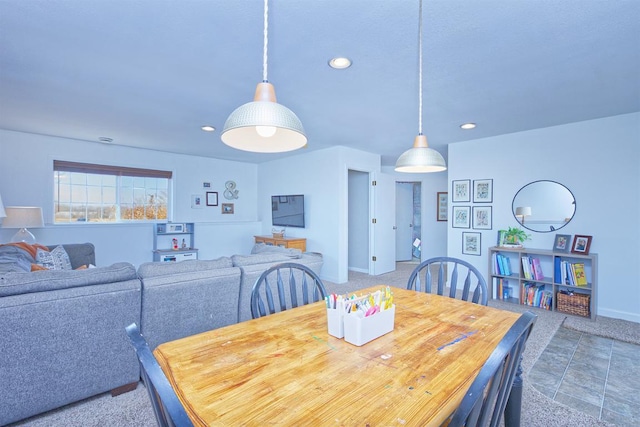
488;246;597;320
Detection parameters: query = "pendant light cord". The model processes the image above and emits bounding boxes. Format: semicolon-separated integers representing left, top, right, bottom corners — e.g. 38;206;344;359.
418;0;423;135
263;0;269;83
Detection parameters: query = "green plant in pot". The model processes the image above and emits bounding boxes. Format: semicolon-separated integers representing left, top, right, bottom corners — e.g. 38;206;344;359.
504;226;531;246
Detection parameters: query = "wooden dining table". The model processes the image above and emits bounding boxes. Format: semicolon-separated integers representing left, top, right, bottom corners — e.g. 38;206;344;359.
154;286;521;426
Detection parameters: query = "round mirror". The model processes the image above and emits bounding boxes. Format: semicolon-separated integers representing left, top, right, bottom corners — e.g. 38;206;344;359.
512;180;575;233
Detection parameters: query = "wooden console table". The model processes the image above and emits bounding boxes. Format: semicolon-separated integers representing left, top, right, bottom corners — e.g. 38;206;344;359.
254;235;306;252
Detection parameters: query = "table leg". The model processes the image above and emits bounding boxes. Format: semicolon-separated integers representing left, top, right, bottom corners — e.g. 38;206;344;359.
504;359;523;427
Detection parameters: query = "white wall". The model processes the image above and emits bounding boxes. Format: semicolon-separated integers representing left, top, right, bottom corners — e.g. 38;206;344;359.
447;113;640;322
0;129;261;266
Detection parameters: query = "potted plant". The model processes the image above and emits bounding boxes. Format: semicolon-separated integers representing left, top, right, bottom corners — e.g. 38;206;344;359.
503;226;531;247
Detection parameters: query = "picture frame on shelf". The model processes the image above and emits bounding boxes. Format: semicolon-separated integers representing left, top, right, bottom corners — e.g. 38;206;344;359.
462;232;481;256
437;192;448;221
451;179;470;202
452;206;471;228
472;206;492;230
221;203;234;214
571;235;592;255
206;191;218;206
552;234;572;252
473;179;493;203
191;194;203;209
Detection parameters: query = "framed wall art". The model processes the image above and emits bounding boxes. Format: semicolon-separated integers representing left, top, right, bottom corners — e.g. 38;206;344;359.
571;235;592;255
472;206;492;230
552;234;571;252
206;191;219;206
191;194;203;209
221;203;234;214
473;179;493;203
451;180;470;202
452;206;471;228
437;192;448;221
462;232;481;256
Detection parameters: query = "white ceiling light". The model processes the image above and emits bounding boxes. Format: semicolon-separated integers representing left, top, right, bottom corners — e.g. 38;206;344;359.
201;125;216;132
460;123;476;130
395;0;446;173
221;0;306;153
329;57;352;69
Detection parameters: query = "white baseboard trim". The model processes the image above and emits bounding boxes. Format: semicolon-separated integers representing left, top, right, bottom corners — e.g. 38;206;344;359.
597;308;640;324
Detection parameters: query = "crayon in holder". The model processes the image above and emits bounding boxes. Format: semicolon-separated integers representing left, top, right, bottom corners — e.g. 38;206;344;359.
343;305;395;346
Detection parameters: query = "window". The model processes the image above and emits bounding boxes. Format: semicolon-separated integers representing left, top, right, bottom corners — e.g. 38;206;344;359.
54;160;172;223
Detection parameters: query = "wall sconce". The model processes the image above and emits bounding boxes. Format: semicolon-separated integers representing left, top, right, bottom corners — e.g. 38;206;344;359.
1;207;45;244
515;206;532;224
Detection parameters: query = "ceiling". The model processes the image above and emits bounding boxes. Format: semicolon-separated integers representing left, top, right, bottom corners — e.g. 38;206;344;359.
1;0;638;167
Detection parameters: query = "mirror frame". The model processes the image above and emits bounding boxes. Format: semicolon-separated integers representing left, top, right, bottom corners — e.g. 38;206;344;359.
512;180;576;233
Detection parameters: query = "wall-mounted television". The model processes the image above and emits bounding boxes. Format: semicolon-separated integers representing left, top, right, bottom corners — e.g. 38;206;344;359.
271;194;305;228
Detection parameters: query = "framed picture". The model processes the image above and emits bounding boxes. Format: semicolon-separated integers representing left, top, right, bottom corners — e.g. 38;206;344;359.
221;203;234;214
473;179;493;203
472;206;492;230
437;192;448;221
552;234;571;252
191;194;203;209
462;232;481;256
279;196;288;203
571;235;592;255
206;191;218;206
452;180;470;202
452;206;471;228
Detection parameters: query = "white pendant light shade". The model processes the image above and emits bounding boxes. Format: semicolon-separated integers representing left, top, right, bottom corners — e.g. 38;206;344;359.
221;82;307;153
395;135;446;173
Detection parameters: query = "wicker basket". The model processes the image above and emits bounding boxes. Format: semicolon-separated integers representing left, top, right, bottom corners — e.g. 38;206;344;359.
272;232;284;238
556;292;590;317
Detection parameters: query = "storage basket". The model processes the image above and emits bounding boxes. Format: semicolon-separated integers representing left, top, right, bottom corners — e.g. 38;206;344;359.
556;292;590;317
272;232;284;238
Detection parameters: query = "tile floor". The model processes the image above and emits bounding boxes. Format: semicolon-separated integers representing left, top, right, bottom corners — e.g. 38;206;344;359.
529;327;640;426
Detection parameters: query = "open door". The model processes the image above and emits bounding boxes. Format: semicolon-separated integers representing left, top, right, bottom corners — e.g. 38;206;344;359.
370;173;396;275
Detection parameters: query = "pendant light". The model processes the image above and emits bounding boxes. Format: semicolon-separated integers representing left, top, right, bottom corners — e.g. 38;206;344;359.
395;0;446;173
221;0;307;153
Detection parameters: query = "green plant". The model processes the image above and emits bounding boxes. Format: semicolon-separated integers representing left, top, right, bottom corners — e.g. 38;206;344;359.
505;226;531;244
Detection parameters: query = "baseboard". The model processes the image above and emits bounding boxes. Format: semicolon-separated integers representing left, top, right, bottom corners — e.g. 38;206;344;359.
597;308;640;324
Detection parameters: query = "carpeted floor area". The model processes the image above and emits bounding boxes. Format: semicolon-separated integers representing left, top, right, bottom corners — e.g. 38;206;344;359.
10;262;640;427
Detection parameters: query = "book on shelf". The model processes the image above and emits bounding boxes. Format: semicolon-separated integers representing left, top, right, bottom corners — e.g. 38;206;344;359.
531;257;545;280
573;263;588;286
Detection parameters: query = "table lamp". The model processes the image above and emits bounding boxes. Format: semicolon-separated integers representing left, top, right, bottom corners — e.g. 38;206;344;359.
515;206;532;224
1;206;45;244
0;194;6;220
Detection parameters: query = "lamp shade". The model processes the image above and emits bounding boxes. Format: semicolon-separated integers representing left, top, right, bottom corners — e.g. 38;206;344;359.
515;207;532;217
395;135;447;173
2;207;45;229
0;194;6;219
221;83;307;153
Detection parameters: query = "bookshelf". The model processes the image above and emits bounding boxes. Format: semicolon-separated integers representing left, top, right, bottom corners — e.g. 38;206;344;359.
488;246;597;320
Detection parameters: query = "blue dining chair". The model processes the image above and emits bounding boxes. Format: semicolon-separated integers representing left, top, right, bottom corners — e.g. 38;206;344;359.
447;311;537;427
125;323;193;427
406;257;488;305
251;262;327;319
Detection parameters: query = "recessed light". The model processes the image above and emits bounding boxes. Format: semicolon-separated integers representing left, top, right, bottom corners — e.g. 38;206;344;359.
201;125;216;132
98;137;113;143
460;123;476;130
328;57;352;69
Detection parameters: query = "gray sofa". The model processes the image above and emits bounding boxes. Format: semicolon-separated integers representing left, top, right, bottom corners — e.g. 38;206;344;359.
0;242;323;425
0;243;141;427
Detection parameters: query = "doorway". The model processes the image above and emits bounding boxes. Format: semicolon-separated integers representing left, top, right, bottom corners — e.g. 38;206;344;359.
348;170;369;273
396;182;422;263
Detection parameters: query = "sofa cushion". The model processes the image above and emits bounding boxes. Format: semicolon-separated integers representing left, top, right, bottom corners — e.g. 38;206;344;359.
46;243;95;269
36;246;73;270
137;257;233;278
232;252;301;267
0;262;137;297
250;243;303;257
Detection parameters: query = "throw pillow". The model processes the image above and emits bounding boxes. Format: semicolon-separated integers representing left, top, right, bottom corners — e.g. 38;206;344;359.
36;246;73;270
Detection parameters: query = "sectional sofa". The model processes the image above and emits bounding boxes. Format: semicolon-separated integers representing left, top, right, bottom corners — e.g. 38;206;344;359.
0;242;323;426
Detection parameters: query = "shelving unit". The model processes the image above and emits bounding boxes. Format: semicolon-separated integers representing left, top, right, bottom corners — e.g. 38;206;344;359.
153;223;198;262
488;246;597;320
